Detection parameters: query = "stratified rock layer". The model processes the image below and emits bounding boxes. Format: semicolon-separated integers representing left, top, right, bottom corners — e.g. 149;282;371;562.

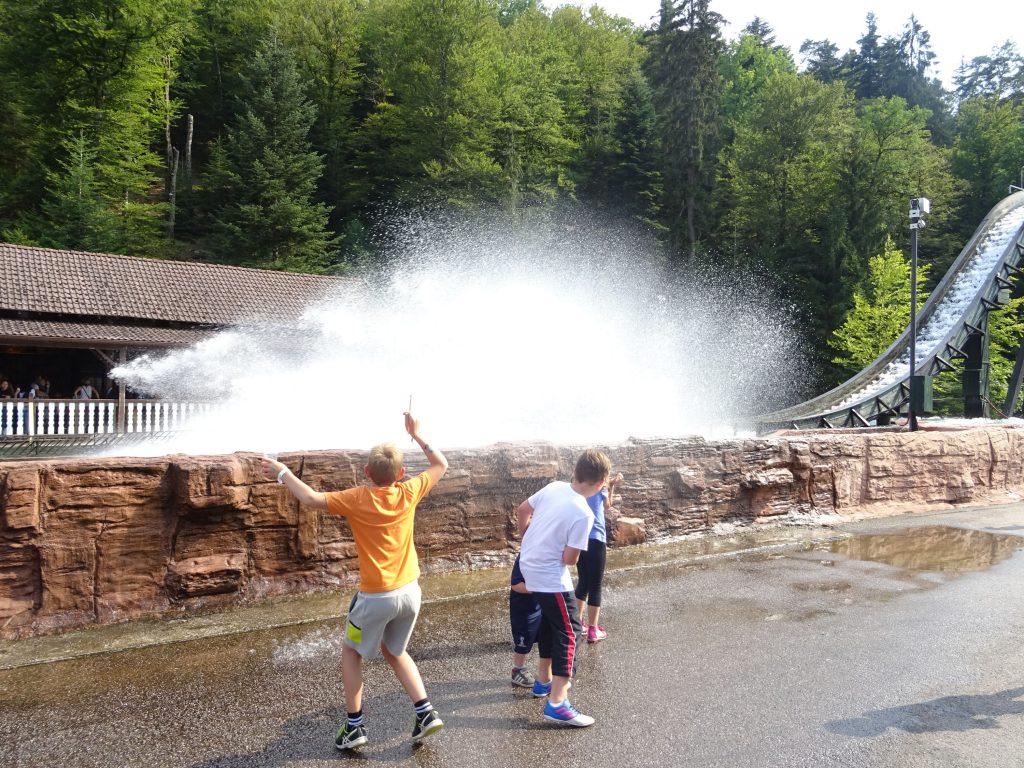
2;425;1022;638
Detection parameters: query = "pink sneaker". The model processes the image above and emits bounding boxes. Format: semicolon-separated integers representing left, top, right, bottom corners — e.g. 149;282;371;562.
587;625;607;643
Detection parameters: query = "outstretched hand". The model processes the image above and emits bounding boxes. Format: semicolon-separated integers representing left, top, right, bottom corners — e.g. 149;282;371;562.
404;411;421;441
262;456;287;478
609;472;624;488
405;410;448;479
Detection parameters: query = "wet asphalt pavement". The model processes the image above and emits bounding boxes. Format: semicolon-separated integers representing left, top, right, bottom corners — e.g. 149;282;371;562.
5;504;1024;768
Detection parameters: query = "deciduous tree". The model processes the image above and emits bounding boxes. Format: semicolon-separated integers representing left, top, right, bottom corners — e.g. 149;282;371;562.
830;236;928;375
0;0;194;254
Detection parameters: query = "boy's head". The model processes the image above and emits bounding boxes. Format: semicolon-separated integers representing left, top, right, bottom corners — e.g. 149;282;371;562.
573;449;612;489
365;442;405;485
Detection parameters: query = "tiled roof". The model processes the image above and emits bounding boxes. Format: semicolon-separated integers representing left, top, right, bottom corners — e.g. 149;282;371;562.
0;317;214;347
0;243;359;325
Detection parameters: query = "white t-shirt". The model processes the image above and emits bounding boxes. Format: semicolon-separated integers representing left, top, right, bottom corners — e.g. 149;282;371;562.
519;481;593;593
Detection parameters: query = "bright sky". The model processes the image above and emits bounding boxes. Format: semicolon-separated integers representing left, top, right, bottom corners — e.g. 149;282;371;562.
566;0;1023;87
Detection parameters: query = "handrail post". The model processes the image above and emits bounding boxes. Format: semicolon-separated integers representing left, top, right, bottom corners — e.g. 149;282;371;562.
117;348;127;434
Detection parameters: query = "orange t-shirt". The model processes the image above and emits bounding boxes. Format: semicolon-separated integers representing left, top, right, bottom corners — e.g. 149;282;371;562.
325;471;435;593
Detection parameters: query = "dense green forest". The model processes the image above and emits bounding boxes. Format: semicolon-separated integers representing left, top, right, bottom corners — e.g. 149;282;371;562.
1;0;1023;394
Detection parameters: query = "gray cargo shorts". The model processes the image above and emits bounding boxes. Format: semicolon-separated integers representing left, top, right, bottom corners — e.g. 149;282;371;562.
344;580;422;659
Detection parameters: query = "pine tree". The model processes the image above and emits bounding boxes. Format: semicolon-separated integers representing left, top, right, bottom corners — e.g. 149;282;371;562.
36;133;121;252
873;17;953;145
645;0;724;259
800;40;845;84
201;35;337;271
953;42;1024;103
606;69;663;227
847;13;881;100
277;0;363;227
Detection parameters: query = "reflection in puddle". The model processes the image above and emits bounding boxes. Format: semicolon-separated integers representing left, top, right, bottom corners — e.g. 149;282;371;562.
832;526;1024;574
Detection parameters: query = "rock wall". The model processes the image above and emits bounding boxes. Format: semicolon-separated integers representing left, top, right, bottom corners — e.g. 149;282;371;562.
2;425;1023;639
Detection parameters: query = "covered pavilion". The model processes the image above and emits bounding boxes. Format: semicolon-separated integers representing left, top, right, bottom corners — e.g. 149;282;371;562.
0;243;359;439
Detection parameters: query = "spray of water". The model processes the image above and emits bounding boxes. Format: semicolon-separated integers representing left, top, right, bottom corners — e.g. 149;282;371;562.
112;208;810;454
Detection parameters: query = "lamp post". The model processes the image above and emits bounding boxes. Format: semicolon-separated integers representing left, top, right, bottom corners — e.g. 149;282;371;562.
908;197;929;431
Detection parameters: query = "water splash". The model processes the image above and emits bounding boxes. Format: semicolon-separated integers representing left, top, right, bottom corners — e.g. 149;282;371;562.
271;628;341;665
113;209;810;454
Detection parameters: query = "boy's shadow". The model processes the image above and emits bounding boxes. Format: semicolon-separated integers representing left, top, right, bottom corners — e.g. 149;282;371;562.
826;686;1024;736
187;677;541;767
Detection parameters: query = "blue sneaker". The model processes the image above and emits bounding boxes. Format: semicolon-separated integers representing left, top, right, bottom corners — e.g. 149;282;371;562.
543;698;595;727
531;679;551;698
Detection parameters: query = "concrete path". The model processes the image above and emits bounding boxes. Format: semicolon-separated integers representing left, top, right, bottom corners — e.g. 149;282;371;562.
4;503;1024;767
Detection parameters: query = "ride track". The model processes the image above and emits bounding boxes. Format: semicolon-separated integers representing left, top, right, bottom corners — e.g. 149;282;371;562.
758;191;1024;432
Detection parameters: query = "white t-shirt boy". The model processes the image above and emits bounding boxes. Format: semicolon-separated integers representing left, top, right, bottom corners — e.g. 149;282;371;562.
519;481;593;593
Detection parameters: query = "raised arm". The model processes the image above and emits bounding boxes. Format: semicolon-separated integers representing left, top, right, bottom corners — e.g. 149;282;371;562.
605;472;623;510
405;411;448;485
262;457;327;509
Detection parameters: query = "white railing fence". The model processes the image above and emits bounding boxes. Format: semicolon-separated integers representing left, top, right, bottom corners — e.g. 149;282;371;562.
0;399;214;438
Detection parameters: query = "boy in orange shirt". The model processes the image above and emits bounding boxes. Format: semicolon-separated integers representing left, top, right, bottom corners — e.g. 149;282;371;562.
262;411;448;751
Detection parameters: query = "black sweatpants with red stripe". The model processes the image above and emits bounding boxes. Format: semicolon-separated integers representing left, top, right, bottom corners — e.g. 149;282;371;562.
534;590;583;678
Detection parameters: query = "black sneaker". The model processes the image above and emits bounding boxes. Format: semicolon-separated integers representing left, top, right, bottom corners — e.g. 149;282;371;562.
411;709;444;742
335;722;368;751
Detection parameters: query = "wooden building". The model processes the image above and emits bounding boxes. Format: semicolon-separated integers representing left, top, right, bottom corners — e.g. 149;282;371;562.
0;242;359;403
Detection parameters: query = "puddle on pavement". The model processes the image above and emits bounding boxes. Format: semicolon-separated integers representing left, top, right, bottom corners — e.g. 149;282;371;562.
831;525;1024;574
792;580;853;593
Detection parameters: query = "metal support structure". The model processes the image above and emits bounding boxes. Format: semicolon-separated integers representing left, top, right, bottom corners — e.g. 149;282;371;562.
908;197;929;431
1004;343;1024;416
945;341;968;360
1002;270;1024;416
962;320;990;418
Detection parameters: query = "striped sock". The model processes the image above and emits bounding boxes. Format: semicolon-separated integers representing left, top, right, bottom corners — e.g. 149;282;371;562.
347;710;364;727
414;698;433;716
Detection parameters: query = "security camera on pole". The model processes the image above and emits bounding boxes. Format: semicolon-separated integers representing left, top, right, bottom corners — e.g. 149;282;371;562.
908;197;930;432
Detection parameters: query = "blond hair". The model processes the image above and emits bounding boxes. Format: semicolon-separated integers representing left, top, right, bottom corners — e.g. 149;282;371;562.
367;442;404;485
573;449;612;485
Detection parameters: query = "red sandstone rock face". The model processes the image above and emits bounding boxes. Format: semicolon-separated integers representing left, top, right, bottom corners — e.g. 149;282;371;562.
612;517;646;546
2;426;1023;639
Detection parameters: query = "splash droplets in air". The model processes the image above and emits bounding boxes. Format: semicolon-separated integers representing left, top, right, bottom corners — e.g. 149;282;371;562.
113;210;810;454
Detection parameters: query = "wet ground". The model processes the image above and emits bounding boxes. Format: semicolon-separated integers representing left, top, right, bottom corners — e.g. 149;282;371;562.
5;503;1024;767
